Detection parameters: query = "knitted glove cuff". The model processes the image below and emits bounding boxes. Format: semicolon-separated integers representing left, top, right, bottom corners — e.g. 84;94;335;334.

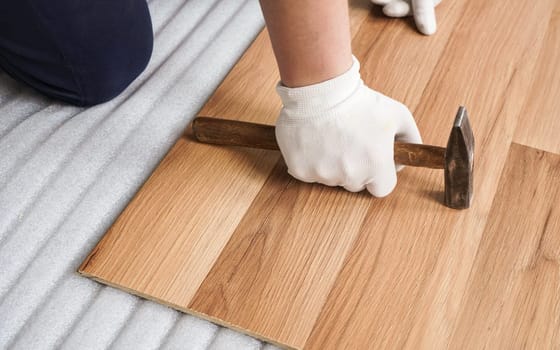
275;55;362;117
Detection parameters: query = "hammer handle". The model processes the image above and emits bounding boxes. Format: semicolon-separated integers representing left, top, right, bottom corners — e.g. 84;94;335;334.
192;117;446;169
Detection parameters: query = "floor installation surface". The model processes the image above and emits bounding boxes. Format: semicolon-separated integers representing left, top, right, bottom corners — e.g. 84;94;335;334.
80;0;560;349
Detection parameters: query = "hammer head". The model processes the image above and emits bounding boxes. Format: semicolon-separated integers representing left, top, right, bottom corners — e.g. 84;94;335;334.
444;106;474;209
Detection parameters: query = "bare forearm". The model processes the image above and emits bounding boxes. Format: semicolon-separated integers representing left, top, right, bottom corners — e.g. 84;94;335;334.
258;0;353;87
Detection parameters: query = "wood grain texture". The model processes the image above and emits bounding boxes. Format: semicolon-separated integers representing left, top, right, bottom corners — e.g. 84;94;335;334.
450;143;560;349
80;139;279;305
80;0;560;348
191;162;372;347
304;0;556;348
514;4;560;154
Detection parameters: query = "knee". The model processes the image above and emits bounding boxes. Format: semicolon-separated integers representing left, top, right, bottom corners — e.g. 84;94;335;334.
0;0;153;107
76;32;154;107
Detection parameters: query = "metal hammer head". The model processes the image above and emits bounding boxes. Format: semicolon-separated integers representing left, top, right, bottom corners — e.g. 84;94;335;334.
444;106;474;209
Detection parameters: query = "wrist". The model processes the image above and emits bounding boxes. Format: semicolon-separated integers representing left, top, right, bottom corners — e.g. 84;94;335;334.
276;55;363;118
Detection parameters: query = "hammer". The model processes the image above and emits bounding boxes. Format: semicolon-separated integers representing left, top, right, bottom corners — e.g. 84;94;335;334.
192;106;474;209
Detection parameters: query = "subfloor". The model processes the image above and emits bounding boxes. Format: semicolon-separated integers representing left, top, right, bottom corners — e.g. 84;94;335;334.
0;0;279;349
79;0;560;349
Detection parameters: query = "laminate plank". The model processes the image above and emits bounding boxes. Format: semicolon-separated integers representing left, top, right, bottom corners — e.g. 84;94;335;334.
449;143;560;349
190;163;372;348
79;138;279;304
513;5;560;154
398;2;556;345
305;0;556;348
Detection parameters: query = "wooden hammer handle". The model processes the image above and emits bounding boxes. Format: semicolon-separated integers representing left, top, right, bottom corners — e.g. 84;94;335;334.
192;117;446;169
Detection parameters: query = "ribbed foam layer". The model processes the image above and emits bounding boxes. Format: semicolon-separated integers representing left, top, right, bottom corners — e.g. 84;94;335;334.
0;0;281;349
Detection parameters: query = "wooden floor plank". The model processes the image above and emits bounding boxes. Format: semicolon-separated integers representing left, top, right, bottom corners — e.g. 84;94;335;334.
79;140;279;304
514;5;560;154
400;1;556;345
449;143;560;349
190;163;372;348
305;0;556;348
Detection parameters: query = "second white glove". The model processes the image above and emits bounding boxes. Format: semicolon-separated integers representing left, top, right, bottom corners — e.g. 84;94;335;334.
275;56;422;197
371;0;442;35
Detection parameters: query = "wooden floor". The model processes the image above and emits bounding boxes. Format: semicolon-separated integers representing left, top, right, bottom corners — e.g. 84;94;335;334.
79;0;560;348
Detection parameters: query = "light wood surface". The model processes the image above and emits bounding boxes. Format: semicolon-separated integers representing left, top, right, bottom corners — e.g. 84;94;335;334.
514;4;560;154
306;0;557;348
449;143;560;349
79;0;560;348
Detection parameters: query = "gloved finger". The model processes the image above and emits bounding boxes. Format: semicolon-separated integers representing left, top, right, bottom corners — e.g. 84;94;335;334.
343;183;366;193
383;0;442;18
370;0;394;5
366;161;398;197
411;0;437;35
287;168;316;184
383;0;412;17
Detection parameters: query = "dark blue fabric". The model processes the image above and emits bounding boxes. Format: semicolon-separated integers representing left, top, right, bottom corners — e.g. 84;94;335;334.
0;0;153;106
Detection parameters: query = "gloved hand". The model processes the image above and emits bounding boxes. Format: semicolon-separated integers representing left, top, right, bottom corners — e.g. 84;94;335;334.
371;0;442;35
275;56;422;197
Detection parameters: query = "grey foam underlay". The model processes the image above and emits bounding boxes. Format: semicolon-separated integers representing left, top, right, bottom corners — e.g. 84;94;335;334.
0;0;282;349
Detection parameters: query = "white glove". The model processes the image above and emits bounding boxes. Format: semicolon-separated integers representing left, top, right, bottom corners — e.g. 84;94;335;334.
371;0;442;35
275;56;422;197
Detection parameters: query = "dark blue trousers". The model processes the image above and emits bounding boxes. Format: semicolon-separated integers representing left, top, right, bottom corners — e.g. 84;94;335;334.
0;0;153;106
